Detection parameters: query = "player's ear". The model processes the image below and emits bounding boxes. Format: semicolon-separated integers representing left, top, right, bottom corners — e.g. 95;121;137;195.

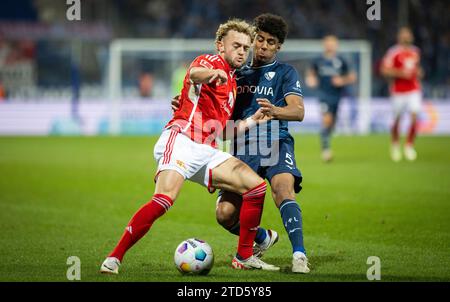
216;41;225;53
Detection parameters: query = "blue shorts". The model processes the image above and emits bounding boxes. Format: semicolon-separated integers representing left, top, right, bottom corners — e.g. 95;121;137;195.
319;98;340;116
234;138;303;193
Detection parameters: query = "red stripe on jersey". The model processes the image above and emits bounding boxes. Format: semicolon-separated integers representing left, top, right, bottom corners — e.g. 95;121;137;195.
207;168;216;194
181;84;202;133
162;131;173;164
165;129;179;164
199;59;213;69
163;129;178;165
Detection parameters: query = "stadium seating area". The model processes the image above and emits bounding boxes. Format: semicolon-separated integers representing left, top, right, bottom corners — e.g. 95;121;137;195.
101;0;450;97
0;0;448;98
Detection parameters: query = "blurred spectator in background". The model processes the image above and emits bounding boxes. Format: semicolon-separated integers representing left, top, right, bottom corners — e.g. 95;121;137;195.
107;0;449;99
138;72;154;98
0;35;8;62
0;34;36;98
0;0;447;100
0;78;6;100
171;61;189;96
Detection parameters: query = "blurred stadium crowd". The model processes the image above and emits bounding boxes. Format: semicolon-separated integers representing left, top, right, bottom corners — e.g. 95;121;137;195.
0;0;448;100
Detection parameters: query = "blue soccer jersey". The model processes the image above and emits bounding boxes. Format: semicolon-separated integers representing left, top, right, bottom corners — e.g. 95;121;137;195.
232;61;303;143
311;55;350;103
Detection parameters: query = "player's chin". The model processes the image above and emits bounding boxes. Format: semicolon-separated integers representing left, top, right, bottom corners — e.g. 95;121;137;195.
255;54;270;64
232;58;245;69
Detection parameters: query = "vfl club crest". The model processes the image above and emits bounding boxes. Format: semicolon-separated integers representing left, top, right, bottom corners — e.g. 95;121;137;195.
264;72;276;81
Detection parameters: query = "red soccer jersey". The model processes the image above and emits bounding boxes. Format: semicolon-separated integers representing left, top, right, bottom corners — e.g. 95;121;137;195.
382;45;421;94
165;54;236;148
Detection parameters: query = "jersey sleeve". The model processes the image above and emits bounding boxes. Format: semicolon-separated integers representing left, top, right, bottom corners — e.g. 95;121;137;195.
340;56;351;75
381;48;395;69
187;54;224;87
189;54;219;70
310;58;319;74
413;46;421;62
282;66;303;98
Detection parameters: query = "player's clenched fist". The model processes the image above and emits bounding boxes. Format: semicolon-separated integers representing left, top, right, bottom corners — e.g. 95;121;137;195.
171;95;180;112
209;69;228;85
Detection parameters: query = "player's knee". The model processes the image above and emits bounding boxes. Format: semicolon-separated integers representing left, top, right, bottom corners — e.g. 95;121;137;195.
323;113;334;128
153;188;178;202
271;183;295;206
216;203;238;229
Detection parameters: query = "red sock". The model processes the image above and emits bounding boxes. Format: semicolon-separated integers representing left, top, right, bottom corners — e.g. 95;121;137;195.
391;119;400;144
237;182;267;259
109;194;173;262
407;122;417;145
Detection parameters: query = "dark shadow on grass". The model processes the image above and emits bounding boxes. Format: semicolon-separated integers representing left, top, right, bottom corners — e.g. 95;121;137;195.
305;274;449;282
307;254;345;268
215;253;346;271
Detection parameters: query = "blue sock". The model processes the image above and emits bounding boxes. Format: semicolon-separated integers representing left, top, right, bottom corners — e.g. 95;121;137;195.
254;227;267;245
279;199;306;254
320;127;332;150
229;222;267;245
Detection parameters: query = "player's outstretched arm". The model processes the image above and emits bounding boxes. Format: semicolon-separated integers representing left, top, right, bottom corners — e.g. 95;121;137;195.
190;67;228;85
257;95;305;122
221;108;271;141
380;65;413;80
331;71;357;87
305;68;318;88
171;95;180;111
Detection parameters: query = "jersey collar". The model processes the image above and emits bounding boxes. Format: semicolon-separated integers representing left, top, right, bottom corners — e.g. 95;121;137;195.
250;60;277;69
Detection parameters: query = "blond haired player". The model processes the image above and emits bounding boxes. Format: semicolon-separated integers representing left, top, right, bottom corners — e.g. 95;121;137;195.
100;19;279;274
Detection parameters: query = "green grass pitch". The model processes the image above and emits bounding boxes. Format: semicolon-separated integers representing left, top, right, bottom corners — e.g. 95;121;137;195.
0;135;449;282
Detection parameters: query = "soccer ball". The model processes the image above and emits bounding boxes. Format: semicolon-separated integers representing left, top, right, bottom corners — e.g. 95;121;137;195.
174;238;214;275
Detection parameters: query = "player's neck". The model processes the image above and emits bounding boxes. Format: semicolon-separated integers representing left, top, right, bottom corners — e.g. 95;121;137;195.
251;58;276;68
398;42;412;48
324;52;336;59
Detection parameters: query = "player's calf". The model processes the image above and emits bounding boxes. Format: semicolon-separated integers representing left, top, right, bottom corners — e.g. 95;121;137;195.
215;191;241;229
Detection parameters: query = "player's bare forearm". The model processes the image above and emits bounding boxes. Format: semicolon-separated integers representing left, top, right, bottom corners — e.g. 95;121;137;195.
272;103;305;121
305;69;318;88
258;96;304;122
344;72;357;85
221;109;271;141
332;72;357;87
189;67;227;84
381;66;410;80
380;66;398;78
418;67;424;79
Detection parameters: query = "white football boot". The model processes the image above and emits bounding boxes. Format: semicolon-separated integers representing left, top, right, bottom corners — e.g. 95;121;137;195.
404;144;417;161
232;255;280;271
100;257;121;275
322;149;333;162
292;252;310;273
253;229;279;258
390;143;402;162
